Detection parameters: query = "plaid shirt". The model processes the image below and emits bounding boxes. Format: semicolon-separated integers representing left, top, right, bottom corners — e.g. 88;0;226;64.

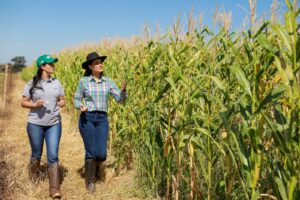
74;75;127;112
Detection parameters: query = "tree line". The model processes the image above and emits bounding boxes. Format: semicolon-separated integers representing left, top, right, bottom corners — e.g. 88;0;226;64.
0;56;26;72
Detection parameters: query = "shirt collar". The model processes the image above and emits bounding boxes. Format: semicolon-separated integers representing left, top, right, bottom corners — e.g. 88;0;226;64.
42;77;55;83
89;75;107;83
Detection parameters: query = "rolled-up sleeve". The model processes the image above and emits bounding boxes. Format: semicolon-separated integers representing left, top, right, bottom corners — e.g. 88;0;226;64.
109;79;127;103
74;79;84;109
57;80;65;96
22;81;32;98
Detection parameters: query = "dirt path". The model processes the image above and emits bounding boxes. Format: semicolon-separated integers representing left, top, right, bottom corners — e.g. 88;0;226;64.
0;74;140;200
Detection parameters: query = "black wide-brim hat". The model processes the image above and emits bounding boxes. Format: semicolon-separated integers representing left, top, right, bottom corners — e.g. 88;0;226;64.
82;52;107;69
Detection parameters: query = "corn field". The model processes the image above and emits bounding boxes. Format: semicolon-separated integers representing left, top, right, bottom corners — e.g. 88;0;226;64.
22;2;299;199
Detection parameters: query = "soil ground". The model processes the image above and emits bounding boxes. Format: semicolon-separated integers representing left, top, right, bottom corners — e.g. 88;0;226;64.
0;74;143;200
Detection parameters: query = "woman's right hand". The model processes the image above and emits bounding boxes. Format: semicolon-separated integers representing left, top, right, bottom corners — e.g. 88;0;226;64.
21;97;44;109
80;105;88;112
35;99;45;108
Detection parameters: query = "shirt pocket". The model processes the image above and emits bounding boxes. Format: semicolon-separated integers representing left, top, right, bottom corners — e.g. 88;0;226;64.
85;83;98;101
84;88;94;101
32;88;44;101
100;84;109;98
99;90;109;100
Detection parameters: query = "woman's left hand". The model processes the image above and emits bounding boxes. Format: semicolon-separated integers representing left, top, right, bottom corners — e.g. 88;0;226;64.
121;81;127;92
58;96;66;107
58;101;65;107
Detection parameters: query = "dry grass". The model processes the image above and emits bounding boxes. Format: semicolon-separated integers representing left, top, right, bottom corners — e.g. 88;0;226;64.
0;74;143;200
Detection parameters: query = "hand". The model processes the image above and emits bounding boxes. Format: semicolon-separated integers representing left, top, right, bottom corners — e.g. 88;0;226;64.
121;81;127;92
58;100;65;107
80;105;88;112
35;100;45;108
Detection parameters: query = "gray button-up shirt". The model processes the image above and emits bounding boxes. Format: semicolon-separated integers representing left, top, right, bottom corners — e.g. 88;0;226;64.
22;78;65;126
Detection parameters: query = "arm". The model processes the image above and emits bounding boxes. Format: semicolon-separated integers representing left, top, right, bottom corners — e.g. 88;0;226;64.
74;79;88;112
120;81;127;104
57;96;66;107
21;96;44;109
74;79;83;109
109;79;127;104
21;81;44;109
57;80;66;107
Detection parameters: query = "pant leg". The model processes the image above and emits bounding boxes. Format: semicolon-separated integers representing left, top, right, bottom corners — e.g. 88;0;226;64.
79;113;96;160
44;123;62;165
27;123;45;161
94;113;109;161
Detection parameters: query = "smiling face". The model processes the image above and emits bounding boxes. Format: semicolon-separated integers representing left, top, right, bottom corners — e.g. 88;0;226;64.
89;58;104;74
41;63;55;74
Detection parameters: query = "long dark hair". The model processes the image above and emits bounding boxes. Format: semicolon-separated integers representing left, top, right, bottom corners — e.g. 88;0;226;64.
29;68;43;99
83;66;92;76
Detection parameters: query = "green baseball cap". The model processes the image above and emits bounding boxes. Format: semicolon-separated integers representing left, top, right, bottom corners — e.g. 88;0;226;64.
36;55;58;67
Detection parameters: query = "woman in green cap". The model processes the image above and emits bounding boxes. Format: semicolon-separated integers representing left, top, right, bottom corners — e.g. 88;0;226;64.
21;54;65;199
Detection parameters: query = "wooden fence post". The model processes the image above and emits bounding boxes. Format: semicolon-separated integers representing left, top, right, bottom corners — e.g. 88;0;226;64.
3;64;9;109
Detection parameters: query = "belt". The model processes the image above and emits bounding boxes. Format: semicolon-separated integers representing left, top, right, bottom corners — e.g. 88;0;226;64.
88;111;107;114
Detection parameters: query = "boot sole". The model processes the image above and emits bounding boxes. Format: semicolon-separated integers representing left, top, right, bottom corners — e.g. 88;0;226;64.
52;192;62;199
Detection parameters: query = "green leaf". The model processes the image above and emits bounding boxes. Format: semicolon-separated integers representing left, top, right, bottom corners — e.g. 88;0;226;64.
190;88;201;99
275;177;288;200
288;177;297;200
195;150;209;181
168;46;178;67
262;113;291;153
256;86;285;113
230;65;252;97
296;31;300;63
194;127;226;155
257;34;276;54
154;73;180;103
285;0;293;11
274;107;287;125
231;132;249;167
253;21;270;38
187;49;202;67
197;74;225;91
272;24;292;54
285;11;296;46
165;77;180;96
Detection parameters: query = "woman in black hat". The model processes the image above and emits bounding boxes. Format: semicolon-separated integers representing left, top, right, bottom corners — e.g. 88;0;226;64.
74;52;127;192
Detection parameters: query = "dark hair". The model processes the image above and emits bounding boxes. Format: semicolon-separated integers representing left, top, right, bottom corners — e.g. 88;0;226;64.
83;61;104;77
29;68;43;99
83;65;92;76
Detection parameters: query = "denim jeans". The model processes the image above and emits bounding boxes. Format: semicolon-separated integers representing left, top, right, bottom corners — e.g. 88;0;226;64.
78;111;109;161
27;122;62;164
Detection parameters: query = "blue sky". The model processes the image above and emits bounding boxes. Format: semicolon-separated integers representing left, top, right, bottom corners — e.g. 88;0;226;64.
0;0;287;64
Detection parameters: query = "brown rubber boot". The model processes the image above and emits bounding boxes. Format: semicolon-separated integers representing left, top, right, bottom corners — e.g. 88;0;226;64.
96;161;105;181
85;159;96;192
28;158;40;183
48;162;61;199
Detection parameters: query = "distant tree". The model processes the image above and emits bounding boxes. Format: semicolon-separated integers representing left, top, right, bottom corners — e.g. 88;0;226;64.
11;56;26;72
0;64;5;72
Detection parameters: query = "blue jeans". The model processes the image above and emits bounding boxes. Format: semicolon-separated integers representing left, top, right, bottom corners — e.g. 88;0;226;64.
27;122;62;164
78;111;109;161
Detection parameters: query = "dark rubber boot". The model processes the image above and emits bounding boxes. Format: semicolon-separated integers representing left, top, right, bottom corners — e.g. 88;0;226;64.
85;159;96;192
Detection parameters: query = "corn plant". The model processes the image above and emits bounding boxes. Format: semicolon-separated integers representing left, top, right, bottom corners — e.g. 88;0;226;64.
20;1;299;199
